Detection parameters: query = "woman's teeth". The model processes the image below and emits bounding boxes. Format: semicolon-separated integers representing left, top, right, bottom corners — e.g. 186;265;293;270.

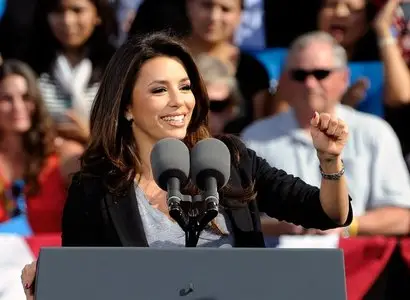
161;115;185;122
161;115;185;126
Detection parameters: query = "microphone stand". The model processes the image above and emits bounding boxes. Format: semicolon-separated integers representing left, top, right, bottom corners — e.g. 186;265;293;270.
184;193;220;248
166;185;220;247
185;201;201;247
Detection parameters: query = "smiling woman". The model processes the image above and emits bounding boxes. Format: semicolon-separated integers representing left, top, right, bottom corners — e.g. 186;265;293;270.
27;0;117;123
128;56;196;144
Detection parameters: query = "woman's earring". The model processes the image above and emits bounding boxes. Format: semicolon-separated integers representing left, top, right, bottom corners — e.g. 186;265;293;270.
125;114;134;125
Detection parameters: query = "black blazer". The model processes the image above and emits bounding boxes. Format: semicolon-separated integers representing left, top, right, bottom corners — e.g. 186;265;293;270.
61;136;353;248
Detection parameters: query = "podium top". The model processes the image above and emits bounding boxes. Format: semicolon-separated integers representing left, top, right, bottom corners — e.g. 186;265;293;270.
36;247;346;300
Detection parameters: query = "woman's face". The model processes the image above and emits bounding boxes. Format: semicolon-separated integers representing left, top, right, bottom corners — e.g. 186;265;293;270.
187;0;242;44
128;56;196;145
48;0;101;49
0;75;34;134
207;81;234;135
318;0;368;47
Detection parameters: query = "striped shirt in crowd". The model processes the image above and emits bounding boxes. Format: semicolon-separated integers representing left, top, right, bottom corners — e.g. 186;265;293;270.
38;73;99;122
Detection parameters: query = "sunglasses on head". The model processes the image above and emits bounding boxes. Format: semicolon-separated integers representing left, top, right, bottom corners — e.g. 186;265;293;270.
290;69;334;82
209;98;232;113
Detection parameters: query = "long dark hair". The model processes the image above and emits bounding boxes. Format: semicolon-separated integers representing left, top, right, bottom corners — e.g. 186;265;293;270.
81;32;210;194
27;0;117;83
0;60;56;195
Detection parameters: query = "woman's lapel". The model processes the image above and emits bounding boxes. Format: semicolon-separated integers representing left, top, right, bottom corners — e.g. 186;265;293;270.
105;185;149;247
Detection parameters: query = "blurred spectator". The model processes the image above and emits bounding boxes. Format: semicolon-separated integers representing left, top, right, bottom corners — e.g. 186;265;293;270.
242;31;410;237
317;0;379;61
0;60;70;234
0;0;38;61
128;0;190;38
195;54;242;135
374;0;410;107
185;0;271;127
317;0;410;157
26;0;117;124
373;0;410;156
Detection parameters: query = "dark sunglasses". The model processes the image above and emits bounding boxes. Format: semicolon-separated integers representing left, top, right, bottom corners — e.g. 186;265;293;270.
209;98;232;113
290;69;334;82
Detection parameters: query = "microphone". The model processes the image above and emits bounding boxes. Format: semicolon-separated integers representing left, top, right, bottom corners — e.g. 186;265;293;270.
190;138;231;229
151;138;191;230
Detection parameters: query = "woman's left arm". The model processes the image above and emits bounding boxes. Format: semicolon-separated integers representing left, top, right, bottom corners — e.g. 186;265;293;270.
253;112;352;230
316;157;349;225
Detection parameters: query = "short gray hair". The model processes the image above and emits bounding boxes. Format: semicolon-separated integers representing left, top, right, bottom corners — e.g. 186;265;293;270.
194;54;236;89
194;54;243;109
285;31;347;69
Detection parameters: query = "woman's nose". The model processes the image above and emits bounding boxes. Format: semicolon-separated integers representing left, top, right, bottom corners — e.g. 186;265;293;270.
168;91;185;107
334;3;350;18
61;11;76;27
209;7;222;23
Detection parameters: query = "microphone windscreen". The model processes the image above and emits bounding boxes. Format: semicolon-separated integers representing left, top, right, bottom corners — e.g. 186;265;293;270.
190;138;231;190
150;138;190;191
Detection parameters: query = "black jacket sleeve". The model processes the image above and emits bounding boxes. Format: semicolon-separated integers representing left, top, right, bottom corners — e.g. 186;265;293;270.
61;173;106;246
249;148;353;230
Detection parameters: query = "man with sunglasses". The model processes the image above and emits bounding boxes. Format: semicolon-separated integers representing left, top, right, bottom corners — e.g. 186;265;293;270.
242;31;410;239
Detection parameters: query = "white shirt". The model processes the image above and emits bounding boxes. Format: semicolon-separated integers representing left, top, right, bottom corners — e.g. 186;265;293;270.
241;105;410;216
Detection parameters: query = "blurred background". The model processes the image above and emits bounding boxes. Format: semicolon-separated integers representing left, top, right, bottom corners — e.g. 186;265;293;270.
1;0;410;299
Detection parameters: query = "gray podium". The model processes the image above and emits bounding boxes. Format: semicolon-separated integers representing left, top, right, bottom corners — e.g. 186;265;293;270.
35;247;347;300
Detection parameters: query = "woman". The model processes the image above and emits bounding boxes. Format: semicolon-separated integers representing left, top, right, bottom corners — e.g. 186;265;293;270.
373;0;410;156
21;32;352;296
27;0;117;124
317;0;379;61
0;60;70;234
317;0;378;107
185;0;272;126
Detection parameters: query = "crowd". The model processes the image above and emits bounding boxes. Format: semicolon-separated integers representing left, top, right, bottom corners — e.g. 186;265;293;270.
1;0;410;299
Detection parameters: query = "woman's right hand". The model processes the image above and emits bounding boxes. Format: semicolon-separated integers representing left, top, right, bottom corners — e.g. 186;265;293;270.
21;261;37;300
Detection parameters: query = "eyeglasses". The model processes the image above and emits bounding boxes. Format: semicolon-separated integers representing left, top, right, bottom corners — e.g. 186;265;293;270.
209;98;232;113
289;69;334;82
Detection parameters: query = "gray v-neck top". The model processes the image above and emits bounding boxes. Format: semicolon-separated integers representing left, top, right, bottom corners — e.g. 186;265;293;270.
135;185;234;248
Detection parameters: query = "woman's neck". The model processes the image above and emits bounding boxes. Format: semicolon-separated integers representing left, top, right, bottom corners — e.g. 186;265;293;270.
62;47;87;67
0;134;24;157
0;134;26;180
134;133;156;182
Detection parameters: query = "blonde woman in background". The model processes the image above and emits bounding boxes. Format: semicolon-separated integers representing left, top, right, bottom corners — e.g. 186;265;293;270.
195;54;244;135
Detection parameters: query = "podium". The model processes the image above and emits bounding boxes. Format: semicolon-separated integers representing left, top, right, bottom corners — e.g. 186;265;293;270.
35;247;347;300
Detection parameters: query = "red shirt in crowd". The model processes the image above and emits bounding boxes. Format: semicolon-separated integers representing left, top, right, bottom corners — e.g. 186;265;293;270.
0;155;67;233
